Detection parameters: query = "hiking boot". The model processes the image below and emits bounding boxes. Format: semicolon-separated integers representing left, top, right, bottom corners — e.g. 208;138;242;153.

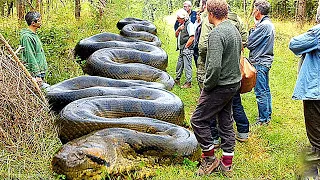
235;132;248;142
219;161;233;177
181;82;192;88
196;156;219;176
174;79;180;86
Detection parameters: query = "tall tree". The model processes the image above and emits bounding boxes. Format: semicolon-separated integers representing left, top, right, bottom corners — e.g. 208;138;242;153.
296;0;306;24
0;1;4;17
7;1;13;17
75;0;81;19
17;0;25;20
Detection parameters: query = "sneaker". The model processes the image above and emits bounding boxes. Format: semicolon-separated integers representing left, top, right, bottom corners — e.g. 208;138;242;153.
174;79;180;86
235;132;248;142
218;161;233;177
252;120;270;126
196;156;219;176
181;82;192;88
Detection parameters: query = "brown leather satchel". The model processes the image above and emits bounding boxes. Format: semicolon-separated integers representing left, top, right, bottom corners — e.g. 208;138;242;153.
240;56;257;94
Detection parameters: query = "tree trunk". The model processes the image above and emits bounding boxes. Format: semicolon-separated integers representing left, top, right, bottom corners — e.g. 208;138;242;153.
36;0;42;14
17;0;25;21
1;2;5;17
296;0;306;25
99;0;106;18
7;1;14;17
243;0;246;12
75;0;80;19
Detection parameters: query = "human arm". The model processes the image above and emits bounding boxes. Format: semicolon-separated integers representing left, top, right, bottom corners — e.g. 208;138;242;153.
198;17;214;57
185;22;195;48
174;21;179;31
185;36;194;48
289;28;319;55
203;31;223;91
20;35;38;76
246;23;268;51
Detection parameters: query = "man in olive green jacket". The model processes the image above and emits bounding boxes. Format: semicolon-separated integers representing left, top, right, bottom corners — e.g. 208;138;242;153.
20;11;48;86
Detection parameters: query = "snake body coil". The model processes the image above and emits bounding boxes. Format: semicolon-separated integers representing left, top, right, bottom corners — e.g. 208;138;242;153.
50;18;198;179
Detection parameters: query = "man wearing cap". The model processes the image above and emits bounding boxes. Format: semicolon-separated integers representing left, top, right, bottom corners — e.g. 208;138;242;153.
174;9;195;88
174;1;197;31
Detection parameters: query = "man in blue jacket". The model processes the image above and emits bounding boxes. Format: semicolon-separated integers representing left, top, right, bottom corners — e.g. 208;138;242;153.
247;0;275;125
289;6;320;164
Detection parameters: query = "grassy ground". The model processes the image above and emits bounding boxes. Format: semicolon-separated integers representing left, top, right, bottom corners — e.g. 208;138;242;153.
0;0;314;179
152;17;312;179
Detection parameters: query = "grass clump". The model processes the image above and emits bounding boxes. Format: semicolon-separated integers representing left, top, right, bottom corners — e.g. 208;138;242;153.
0;43;61;179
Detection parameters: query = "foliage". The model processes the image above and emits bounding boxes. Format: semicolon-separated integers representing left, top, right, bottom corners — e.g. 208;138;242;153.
0;0;316;179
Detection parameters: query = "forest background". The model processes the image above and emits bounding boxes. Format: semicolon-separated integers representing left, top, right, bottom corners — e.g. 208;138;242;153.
0;0;318;179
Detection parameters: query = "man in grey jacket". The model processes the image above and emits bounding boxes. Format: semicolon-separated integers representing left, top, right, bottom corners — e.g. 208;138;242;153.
247;0;275;125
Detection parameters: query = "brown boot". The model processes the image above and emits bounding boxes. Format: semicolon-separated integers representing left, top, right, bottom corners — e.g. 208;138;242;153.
219;161;233;177
196;156;219;176
181;82;192;88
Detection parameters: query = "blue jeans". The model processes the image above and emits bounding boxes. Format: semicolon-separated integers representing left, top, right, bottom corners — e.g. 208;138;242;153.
254;64;272;122
233;92;249;133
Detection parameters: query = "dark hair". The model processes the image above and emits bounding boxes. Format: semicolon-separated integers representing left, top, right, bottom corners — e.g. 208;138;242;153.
207;0;228;20
25;11;41;26
254;0;270;15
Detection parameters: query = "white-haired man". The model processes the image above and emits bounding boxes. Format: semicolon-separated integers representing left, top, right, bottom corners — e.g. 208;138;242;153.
174;9;195;88
174;1;197;31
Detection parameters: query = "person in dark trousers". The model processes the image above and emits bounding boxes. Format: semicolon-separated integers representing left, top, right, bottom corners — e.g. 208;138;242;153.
174;1;197;31
247;0;275;125
20;11;49;88
193;10;202;68
289;5;320;178
191;0;242;176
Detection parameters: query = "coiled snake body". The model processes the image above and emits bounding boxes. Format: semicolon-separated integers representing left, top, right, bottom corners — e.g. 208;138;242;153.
50;18;198;179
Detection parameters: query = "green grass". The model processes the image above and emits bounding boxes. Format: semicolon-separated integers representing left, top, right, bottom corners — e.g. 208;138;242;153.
0;0;314;179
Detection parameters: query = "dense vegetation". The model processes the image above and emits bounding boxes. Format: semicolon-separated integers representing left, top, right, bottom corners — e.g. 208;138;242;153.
0;0;315;179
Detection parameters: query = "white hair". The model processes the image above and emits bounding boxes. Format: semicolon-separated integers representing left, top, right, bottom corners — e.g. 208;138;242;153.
176;8;189;20
183;1;192;7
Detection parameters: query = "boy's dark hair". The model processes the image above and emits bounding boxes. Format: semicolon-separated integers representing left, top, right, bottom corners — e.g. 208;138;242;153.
25;11;41;26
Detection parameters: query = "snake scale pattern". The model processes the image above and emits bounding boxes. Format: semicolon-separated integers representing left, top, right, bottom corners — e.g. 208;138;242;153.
48;18;198;179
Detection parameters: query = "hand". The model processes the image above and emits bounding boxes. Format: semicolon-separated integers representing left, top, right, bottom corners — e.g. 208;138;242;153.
33;77;43;86
179;24;185;31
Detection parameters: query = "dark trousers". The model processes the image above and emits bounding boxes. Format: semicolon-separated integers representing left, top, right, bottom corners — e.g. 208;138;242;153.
209;91;249;139
191;83;240;153
303;100;320;150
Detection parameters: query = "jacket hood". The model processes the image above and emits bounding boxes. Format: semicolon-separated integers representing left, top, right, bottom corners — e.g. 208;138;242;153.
20;28;35;36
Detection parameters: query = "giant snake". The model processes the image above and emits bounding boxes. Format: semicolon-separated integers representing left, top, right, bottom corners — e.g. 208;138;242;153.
49;18;198;179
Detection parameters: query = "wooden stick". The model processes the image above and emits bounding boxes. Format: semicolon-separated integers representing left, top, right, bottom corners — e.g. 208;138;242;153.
0;33;46;102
